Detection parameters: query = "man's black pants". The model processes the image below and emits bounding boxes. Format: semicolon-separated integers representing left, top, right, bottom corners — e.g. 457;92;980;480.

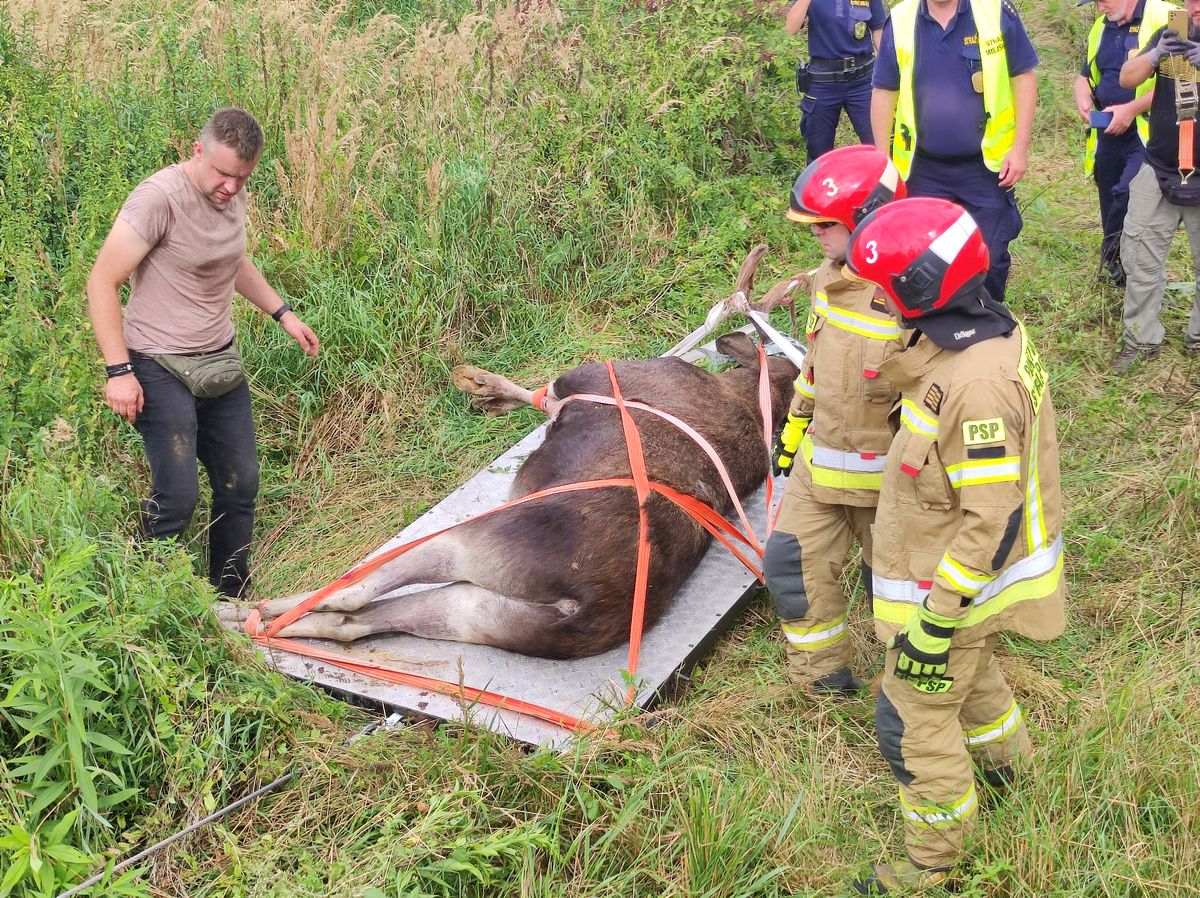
131;354;259;597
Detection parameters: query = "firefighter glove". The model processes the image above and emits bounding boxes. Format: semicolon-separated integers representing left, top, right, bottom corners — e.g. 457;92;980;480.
888;601;961;693
772;412;809;477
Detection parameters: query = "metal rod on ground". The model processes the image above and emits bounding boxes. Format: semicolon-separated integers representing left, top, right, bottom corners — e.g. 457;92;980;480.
55;712;404;898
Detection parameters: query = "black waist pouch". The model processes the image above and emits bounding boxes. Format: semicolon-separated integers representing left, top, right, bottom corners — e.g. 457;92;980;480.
795;61;810;95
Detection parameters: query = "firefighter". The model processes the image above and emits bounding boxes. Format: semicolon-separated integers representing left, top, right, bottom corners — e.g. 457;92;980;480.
841;197;1065;894
763;144;906;697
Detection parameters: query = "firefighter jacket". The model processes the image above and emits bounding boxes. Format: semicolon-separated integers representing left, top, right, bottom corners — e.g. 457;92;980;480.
789;259;902;507
871;322;1065;645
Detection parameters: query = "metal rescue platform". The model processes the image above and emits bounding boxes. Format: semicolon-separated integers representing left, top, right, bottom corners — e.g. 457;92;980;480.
254;324;802;748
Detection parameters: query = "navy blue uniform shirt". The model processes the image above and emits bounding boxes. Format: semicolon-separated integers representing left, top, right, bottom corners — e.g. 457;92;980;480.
1078;0;1144;109
874;0;1040;159
806;0;887;60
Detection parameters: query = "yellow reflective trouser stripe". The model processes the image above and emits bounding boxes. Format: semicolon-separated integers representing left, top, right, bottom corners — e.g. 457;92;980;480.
801;434;884;490
963;700;1023;748
900;399;939;438
935;554;994;598
781;614;849;650
874;536;1063;628
945;456;1020;487
1025;418;1048;553
812;292;900;341
900;783;978;829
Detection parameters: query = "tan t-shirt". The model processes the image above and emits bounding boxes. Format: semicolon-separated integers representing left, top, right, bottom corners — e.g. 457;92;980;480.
118;163;247;354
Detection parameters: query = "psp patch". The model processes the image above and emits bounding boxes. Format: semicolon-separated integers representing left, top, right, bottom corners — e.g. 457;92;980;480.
923;383;944;414
855;21;867;39
962;417;1006;446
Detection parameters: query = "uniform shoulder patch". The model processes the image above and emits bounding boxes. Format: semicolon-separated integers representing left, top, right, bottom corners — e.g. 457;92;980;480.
962;417;1006;446
923;383;944;414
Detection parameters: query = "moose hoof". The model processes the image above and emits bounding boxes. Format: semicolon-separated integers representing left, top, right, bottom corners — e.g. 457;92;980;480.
451;365;499;396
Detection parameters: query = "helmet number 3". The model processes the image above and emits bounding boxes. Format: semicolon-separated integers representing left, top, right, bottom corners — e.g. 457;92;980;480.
865;240;879;264
822;177;838;197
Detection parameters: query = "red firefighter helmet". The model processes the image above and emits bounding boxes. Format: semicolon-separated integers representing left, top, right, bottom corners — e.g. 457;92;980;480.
787;145;907;230
843;197;990;318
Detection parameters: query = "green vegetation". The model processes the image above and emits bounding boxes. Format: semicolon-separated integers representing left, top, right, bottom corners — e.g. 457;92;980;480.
1;0;1198;895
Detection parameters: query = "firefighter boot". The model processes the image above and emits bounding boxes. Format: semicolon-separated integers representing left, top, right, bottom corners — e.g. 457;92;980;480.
809;665;864;697
852;859;953;895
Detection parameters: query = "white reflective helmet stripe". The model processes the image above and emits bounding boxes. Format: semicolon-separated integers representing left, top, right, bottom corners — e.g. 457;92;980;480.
879;158;900;194
927;210;978;265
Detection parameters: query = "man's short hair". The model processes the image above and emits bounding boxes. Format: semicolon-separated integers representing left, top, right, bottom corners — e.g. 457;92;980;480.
199;108;264;162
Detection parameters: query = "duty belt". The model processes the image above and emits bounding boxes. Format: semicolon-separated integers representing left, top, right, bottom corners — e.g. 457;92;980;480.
808;55;874;83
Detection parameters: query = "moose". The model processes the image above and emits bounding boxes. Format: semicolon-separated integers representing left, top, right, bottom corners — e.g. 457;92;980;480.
218;252;807;659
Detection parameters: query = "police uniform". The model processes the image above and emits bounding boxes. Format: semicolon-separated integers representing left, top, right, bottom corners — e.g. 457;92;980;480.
1080;0;1170;282
871;321;1064;868
763;259;900;686
799;0;887;163
873;0;1039;302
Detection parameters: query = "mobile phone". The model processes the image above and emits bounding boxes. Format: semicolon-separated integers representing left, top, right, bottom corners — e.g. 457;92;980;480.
1089;110;1114;129
1169;8;1190;40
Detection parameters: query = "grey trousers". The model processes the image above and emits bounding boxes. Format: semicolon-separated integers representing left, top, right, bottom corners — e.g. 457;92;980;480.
1119;164;1200;350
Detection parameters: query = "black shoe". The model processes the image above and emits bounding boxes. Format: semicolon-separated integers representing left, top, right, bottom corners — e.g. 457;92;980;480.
852;860;953;895
809;666;864;698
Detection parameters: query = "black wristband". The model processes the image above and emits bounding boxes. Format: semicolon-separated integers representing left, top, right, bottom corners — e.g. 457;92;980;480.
105;362;134;379
271;302;293;322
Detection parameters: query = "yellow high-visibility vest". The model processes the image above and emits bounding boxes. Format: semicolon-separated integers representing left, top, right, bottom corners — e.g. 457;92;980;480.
889;0;1015;179
1083;0;1174;175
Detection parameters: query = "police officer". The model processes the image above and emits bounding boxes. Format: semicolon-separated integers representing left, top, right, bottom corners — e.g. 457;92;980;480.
788;0;887;164
842;198;1065;894
1110;1;1200;371
765;145;905;696
1075;0;1170;287
870;0;1040;302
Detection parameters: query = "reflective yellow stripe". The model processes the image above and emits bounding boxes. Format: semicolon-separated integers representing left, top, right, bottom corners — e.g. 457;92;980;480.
1025;417;1047;553
900;784;978;829
812;292;900;341
873;536;1063;628
945;457;1020;487
794;377;815;400
801;434;884;490
781;615;849;650
935;554;994;598
964;700;1023;747
900;398;939;438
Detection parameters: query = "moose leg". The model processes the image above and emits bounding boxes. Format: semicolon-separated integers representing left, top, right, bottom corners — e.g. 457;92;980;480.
451;365;561;416
271;582;580;657
214;534;466;625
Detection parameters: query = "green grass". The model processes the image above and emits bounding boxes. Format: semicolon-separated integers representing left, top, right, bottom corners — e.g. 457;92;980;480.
2;0;1199;896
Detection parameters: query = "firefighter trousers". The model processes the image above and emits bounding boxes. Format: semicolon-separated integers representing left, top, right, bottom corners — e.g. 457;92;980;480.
763;471;875;683
875;635;1033;868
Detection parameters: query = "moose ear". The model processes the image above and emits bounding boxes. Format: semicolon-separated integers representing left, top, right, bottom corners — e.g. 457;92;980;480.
714;330;761;368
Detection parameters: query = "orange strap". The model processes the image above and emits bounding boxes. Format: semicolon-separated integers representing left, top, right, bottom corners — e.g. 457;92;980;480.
530;384;550;412
1182;119;1195;183
604;361;653;702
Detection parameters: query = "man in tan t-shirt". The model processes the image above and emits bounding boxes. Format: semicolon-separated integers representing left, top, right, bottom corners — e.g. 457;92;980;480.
87;107;318;597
